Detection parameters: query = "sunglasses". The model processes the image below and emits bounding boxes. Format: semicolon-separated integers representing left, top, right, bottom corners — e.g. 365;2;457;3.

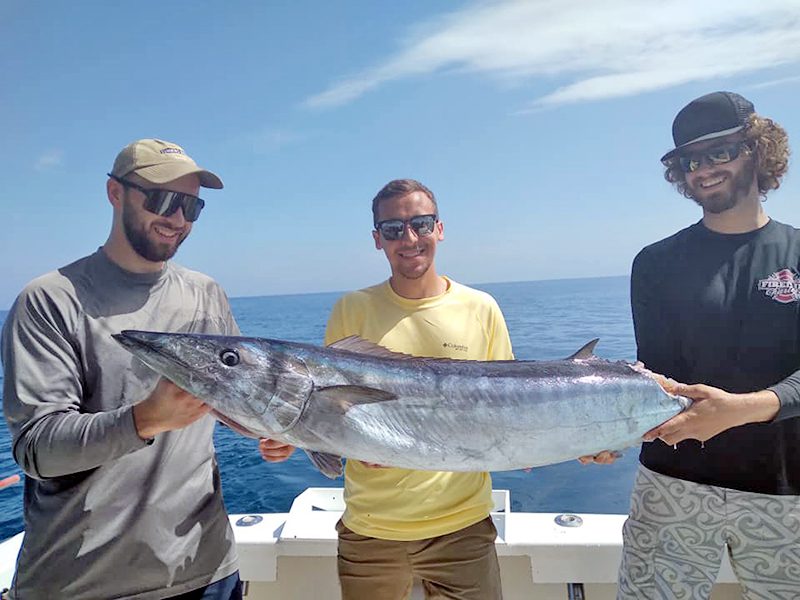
108;173;205;222
375;214;438;241
676;142;749;174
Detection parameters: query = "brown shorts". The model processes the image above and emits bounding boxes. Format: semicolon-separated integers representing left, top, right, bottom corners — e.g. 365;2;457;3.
336;516;502;600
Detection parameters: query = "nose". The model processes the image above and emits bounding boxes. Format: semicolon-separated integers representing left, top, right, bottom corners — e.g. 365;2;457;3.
400;222;419;241
164;205;188;226
693;156;716;173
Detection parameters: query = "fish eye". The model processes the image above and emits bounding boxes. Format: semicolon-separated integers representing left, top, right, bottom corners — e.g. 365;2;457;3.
219;349;240;367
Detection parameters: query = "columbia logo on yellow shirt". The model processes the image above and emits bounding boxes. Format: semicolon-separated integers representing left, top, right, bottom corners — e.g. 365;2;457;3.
443;342;468;353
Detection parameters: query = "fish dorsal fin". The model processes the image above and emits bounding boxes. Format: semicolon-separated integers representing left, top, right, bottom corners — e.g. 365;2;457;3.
566;338;600;360
329;335;415;360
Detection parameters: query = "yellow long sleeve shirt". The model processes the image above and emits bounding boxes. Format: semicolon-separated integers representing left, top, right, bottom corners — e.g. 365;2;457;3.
324;277;514;540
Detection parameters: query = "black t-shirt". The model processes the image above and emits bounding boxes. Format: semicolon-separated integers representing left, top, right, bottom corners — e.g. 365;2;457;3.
633;219;800;494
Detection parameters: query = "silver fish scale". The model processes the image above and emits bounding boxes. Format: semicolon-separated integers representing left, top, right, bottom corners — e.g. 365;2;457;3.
288;355;683;470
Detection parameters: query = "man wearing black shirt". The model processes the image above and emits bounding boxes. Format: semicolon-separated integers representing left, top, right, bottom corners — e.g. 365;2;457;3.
617;92;800;599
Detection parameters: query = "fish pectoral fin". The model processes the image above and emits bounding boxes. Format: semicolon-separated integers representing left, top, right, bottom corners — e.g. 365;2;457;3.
328;336;416;359
566;338;600;360
313;385;398;410
304;449;343;479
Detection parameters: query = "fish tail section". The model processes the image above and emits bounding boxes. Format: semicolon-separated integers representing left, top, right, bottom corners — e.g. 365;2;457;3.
629;362;680;394
629;362;693;410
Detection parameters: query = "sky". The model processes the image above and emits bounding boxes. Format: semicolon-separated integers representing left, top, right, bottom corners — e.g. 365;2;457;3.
1;0;799;310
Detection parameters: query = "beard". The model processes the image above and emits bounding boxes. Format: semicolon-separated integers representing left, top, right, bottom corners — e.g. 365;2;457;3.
689;157;756;214
122;200;187;262
397;264;429;280
393;246;434;281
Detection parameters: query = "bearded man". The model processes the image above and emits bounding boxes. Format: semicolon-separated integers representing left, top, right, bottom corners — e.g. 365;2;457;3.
617;92;800;599
2;139;243;599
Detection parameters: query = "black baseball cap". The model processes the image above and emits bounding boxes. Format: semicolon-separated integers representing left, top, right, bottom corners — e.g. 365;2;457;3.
661;91;755;162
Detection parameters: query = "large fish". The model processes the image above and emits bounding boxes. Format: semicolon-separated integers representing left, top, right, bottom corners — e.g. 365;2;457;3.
113;330;689;478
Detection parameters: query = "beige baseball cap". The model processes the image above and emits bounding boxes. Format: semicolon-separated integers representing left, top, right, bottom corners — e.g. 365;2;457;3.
110;138;223;189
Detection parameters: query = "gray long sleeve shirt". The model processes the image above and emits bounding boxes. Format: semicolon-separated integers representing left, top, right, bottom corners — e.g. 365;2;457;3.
2;249;240;599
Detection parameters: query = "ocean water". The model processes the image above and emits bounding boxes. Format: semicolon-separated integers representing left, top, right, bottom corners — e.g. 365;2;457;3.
0;276;642;543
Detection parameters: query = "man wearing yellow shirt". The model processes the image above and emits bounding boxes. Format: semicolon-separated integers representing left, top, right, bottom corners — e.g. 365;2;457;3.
260;178;513;598
331;178;514;599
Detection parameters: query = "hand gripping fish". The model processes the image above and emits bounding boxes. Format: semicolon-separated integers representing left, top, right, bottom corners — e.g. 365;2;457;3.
113;330;690;478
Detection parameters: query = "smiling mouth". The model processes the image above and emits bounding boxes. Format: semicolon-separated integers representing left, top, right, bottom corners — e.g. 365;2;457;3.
153;224;182;239
699;176;726;189
398;247;424;258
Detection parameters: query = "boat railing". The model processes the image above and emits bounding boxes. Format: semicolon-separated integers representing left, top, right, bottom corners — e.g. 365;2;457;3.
0;487;740;599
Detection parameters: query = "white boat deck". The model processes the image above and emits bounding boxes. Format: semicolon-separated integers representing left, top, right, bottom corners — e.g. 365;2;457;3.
0;488;743;599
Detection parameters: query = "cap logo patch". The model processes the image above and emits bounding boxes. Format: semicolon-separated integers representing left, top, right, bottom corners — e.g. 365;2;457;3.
160;148;183;155
757;268;800;304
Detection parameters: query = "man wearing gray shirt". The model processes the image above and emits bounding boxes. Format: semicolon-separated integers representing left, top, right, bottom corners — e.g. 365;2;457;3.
2;139;242;599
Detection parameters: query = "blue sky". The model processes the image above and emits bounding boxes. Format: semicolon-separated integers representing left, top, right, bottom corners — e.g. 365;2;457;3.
2;0;799;310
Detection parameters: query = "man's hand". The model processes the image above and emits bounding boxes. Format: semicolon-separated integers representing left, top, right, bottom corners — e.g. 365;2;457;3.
578;450;621;465
259;438;296;462
643;384;780;445
132;378;211;440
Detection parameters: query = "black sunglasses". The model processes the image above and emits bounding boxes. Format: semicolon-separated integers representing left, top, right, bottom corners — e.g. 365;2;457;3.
108;173;205;222
676;142;749;174
375;214;438;241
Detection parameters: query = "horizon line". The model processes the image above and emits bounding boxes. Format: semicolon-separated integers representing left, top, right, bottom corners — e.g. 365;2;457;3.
225;273;630;303
0;273;630;313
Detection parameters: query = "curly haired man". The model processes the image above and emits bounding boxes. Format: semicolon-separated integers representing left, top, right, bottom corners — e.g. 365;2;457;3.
616;91;800;599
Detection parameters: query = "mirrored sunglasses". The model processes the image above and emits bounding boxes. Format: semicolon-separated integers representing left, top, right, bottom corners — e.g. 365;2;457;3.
107;173;205;222
677;142;749;174
375;214;438;241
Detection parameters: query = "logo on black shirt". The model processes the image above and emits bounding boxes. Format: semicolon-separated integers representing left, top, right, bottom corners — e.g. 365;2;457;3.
757;268;800;304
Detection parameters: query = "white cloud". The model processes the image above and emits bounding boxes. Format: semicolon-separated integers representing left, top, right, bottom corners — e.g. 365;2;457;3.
34;150;63;171
746;74;800;90
304;0;800;110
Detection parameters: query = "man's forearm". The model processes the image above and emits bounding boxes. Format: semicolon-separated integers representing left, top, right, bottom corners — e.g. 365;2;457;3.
735;389;781;425
13;407;149;479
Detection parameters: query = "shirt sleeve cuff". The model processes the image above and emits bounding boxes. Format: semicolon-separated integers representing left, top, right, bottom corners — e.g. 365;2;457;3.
122;405;155;447
769;381;800;421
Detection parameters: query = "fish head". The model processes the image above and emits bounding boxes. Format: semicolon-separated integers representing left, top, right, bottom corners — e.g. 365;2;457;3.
113;329;311;438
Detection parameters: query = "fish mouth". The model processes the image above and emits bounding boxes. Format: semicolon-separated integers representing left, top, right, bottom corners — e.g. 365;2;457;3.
115;331;261;434
210;409;260;438
112;330;194;373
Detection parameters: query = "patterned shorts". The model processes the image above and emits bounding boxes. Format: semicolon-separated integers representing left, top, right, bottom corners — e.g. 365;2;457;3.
618;465;800;600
